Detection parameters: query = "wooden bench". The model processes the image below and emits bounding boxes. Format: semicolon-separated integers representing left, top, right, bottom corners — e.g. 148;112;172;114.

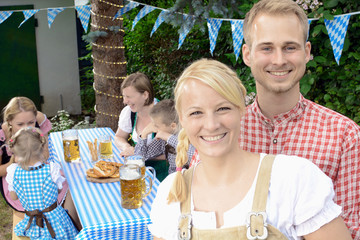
12;211;29;240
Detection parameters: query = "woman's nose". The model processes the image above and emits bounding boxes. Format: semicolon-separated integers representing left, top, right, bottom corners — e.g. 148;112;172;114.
204;114;220;131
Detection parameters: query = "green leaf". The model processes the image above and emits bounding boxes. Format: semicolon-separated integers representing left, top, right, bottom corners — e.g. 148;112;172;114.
324;94;331;102
314;56;327;63
324;0;339;8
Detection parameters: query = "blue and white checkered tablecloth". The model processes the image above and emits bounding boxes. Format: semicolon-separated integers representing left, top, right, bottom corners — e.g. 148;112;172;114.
49;127;158;240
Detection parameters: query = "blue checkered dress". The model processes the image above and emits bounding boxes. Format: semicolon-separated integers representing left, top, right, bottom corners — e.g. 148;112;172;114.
13;163;78;239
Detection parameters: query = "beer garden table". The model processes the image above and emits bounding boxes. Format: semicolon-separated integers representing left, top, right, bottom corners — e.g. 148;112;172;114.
49;127;159;240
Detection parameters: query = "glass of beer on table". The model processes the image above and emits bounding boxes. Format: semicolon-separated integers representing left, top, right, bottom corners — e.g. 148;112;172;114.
98;134;113;159
119;164;152;209
62;129;80;163
124;155;156;195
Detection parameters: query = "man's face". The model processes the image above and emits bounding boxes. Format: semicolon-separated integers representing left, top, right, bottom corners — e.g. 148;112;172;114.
242;13;311;95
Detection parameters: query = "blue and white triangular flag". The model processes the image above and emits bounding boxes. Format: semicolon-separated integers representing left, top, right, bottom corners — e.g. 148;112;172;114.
48;8;65;28
324;14;351;65
75;5;91;32
230;20;244;60
19;10;39;28
178;15;195;49
207;18;223;55
113;2;140;20
132;5;156;30
0;11;13;24
151;10;167;37
307;19;312;40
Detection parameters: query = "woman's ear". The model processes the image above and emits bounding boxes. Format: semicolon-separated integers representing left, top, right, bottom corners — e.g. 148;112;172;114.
143;91;149;101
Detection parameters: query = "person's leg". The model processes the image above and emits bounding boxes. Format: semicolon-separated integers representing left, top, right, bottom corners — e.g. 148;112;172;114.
62;192;82;231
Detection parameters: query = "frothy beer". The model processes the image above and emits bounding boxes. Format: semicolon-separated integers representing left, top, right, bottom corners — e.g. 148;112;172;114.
120;167;143;209
63;136;80;162
100;141;113;158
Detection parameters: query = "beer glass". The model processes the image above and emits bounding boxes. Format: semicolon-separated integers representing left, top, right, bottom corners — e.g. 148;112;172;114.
119;164;152;209
124;155;156;196
62;129;80;163
98;134;113;159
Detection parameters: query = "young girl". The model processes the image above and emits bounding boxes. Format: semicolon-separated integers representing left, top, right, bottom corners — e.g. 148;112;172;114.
6;127;78;239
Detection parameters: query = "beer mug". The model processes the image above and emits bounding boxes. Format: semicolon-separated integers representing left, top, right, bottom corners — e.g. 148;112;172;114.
62;129;80;163
119;164;152;209
124;155;156;196
98;134;113;159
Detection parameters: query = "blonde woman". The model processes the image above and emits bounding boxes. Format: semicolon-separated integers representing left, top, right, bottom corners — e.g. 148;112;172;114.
148;59;352;240
0;97;80;229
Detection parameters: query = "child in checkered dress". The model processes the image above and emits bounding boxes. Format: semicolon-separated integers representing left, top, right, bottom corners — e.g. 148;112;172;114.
135;99;195;174
6;127;78;239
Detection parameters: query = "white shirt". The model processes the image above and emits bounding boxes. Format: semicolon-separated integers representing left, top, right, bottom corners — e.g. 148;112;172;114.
118;100;158;144
6;161;65;191
148;153;341;240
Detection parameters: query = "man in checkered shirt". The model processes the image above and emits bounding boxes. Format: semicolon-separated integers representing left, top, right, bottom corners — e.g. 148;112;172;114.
190;0;360;238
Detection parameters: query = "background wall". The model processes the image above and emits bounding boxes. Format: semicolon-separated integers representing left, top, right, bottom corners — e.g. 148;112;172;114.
0;0;82;116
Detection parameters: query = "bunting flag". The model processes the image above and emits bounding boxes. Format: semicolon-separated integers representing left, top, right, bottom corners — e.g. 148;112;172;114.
178;15;195;49
307;19;312;40
75;5;91;32
113;2;140;20
324;14;351;65
230;20;244;60
0;11;13;24
151;10;166;37
207;18;223;55
47;8;65;28
18;10;39;28
132;5;156;30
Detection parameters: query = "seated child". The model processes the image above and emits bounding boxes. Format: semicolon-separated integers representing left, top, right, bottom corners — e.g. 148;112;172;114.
135;99;195;174
6;127;78;239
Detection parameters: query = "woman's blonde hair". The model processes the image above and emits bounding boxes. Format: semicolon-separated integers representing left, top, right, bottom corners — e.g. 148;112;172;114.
243;0;309;46
167;58;247;204
2;97;37;136
9;127;46;170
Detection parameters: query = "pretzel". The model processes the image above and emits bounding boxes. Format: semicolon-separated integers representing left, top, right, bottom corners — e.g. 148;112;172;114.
86;161;123;179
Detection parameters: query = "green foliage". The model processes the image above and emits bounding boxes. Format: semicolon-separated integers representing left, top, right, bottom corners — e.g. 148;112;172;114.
50;110;75;132
123;0;360;124
303;0;360;124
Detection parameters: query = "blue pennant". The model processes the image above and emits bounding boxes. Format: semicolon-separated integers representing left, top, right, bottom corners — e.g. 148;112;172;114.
325;14;351;65
75;5;91;32
207;18;223;55
48;8;65;28
230;20;244;60
113;2;140;20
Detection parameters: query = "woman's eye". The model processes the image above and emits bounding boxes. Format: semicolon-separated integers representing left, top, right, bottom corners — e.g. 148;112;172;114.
190;111;202;116
218;107;231;112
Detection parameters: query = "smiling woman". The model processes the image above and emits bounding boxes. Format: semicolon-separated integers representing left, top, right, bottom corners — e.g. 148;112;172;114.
114;72;157;157
148;58;352;240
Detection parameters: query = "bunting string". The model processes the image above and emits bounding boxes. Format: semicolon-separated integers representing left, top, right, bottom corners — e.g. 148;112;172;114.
0;1;359;64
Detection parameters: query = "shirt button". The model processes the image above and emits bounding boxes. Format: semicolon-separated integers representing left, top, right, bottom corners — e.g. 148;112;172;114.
273;139;277;144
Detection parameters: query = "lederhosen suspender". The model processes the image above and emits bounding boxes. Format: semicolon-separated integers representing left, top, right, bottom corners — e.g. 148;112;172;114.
178;154;288;240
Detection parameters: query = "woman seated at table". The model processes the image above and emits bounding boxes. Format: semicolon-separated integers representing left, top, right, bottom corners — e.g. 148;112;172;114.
115;72;158;157
148;59;352;240
0;96;81;229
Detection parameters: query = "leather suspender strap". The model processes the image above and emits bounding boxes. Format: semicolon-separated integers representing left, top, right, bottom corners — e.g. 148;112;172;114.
25;201;58;238
247;154;276;240
179;167;194;240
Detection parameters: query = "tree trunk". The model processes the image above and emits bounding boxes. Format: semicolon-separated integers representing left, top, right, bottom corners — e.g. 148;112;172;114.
91;0;126;132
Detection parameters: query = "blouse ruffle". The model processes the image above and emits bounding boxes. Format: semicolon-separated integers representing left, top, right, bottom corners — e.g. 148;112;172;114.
6;161;65;192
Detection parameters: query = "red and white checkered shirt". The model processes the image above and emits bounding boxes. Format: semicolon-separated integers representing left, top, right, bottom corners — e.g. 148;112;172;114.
190;95;360;239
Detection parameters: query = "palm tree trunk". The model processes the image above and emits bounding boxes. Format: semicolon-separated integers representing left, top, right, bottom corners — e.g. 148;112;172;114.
91;0;126;132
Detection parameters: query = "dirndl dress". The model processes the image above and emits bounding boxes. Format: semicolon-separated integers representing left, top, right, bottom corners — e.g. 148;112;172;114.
13;163;78;239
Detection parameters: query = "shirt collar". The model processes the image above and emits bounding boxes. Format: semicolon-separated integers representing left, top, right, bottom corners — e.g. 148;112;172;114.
250;94;307;125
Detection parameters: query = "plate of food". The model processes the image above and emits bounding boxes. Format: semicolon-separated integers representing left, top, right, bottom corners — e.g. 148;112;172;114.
86;160;123;183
